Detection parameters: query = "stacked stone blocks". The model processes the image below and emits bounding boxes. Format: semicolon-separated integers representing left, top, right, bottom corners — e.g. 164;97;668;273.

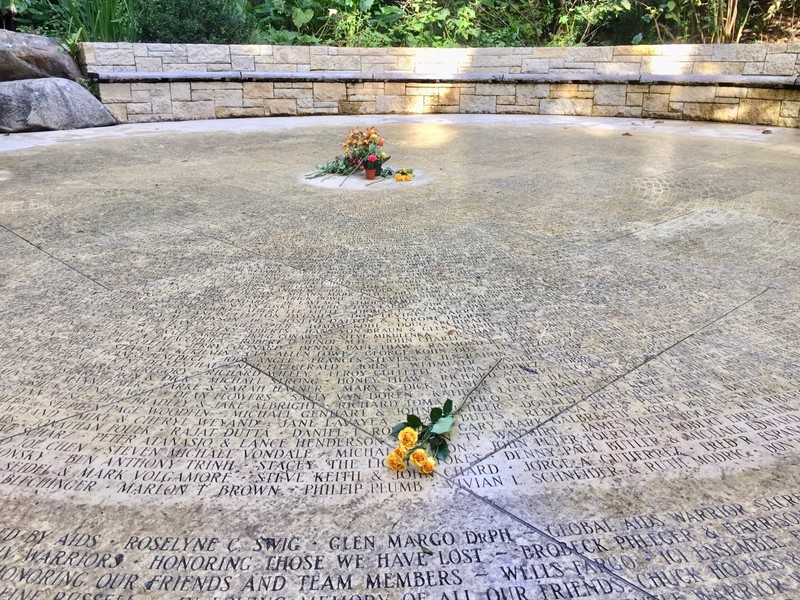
82;43;800;128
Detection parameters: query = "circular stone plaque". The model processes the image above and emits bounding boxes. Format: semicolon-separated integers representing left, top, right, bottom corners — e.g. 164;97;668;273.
0;115;798;600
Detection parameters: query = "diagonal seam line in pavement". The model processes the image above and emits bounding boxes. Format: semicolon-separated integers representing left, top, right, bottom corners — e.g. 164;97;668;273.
464;285;773;470
443;286;775;599
245;359;661;600
0;223;111;291
457;485;662;600
0;305;393;445
243;356;507;457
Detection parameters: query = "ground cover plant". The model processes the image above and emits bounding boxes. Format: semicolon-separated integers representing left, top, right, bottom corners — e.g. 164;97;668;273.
2;0;796;44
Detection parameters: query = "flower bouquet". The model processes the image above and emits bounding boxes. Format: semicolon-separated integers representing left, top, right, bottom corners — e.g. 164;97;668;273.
385;359;503;475
306;127;402;183
343;127;390;174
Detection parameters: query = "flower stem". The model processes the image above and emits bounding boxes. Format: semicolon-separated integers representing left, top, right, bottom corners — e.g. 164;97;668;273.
339;159;364;187
453;358;503;416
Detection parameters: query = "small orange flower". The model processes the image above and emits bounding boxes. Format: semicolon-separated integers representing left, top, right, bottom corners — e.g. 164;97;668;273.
409;449;428;468
398;427;418;449
385;451;406;472
419;458;436;475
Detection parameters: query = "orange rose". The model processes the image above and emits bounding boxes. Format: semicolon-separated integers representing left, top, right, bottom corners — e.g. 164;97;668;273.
409;449;428;468
398;427;418;449
419;458;436;475
385;451;406;472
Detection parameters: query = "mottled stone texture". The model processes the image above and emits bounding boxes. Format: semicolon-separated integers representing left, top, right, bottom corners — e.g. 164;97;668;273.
85;43;800;127
0;30;82;81
96;79;800;127
84;42;800;78
0;78;116;133
1;116;799;600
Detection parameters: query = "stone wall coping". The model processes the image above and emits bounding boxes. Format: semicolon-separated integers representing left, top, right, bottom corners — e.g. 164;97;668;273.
89;69;800;89
637;73;800;88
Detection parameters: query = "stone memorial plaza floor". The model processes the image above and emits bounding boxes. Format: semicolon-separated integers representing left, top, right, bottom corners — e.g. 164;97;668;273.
0;114;799;600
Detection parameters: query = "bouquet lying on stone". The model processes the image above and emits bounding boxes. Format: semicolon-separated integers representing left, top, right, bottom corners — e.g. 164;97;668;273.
386;400;456;474
385;359;503;475
306;127;413;182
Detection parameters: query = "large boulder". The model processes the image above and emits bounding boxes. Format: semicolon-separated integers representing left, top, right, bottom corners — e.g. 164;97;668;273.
0;30;82;82
0;78;116;133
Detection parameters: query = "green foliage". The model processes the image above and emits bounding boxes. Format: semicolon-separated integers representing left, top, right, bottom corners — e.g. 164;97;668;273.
6;0;137;42
469;1;558;47
306;155;354;178
391;398;455;463
249;0;330;44
139;0;254;44
2;0;796;45
604;0;763;45
4;0;66;37
1;0;34;18
54;0;138;42
76;75;99;97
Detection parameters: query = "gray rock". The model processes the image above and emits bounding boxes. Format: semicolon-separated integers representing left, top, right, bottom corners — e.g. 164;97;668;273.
0;29;83;82
0;77;116;133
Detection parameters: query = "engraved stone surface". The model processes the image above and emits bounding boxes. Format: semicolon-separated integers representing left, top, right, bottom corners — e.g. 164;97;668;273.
0;114;798;599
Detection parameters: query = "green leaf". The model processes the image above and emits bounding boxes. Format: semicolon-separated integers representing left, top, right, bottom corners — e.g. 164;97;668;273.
620;0;631;9
421;546;433;555
390;422;407;437
430;407;443;423
291;6;314;28
431;416;454;434
666;0;676;11
406;414;422;428
359;0;374;11
436;444;450;462
443;399;453;416
631;32;644;44
376;5;403;24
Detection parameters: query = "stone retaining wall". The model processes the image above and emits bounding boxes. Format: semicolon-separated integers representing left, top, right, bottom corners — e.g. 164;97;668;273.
81;43;800;127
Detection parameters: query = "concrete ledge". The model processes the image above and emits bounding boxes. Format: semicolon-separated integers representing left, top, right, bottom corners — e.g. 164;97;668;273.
90;70;800;89
637;73;800;88
90;68;800;128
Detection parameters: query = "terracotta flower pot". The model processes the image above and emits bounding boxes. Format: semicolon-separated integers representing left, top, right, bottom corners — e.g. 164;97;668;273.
365;168;377;180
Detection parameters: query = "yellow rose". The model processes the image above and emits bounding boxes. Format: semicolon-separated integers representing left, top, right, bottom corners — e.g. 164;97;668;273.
398;427;418;449
393;446;408;459
385;451;406;472
419;457;436;475
409;449;428;468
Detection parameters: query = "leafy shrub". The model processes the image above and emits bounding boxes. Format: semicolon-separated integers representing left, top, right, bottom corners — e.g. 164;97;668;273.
56;0;139;42
6;0;138;42
139;0;254;44
5;0;797;46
